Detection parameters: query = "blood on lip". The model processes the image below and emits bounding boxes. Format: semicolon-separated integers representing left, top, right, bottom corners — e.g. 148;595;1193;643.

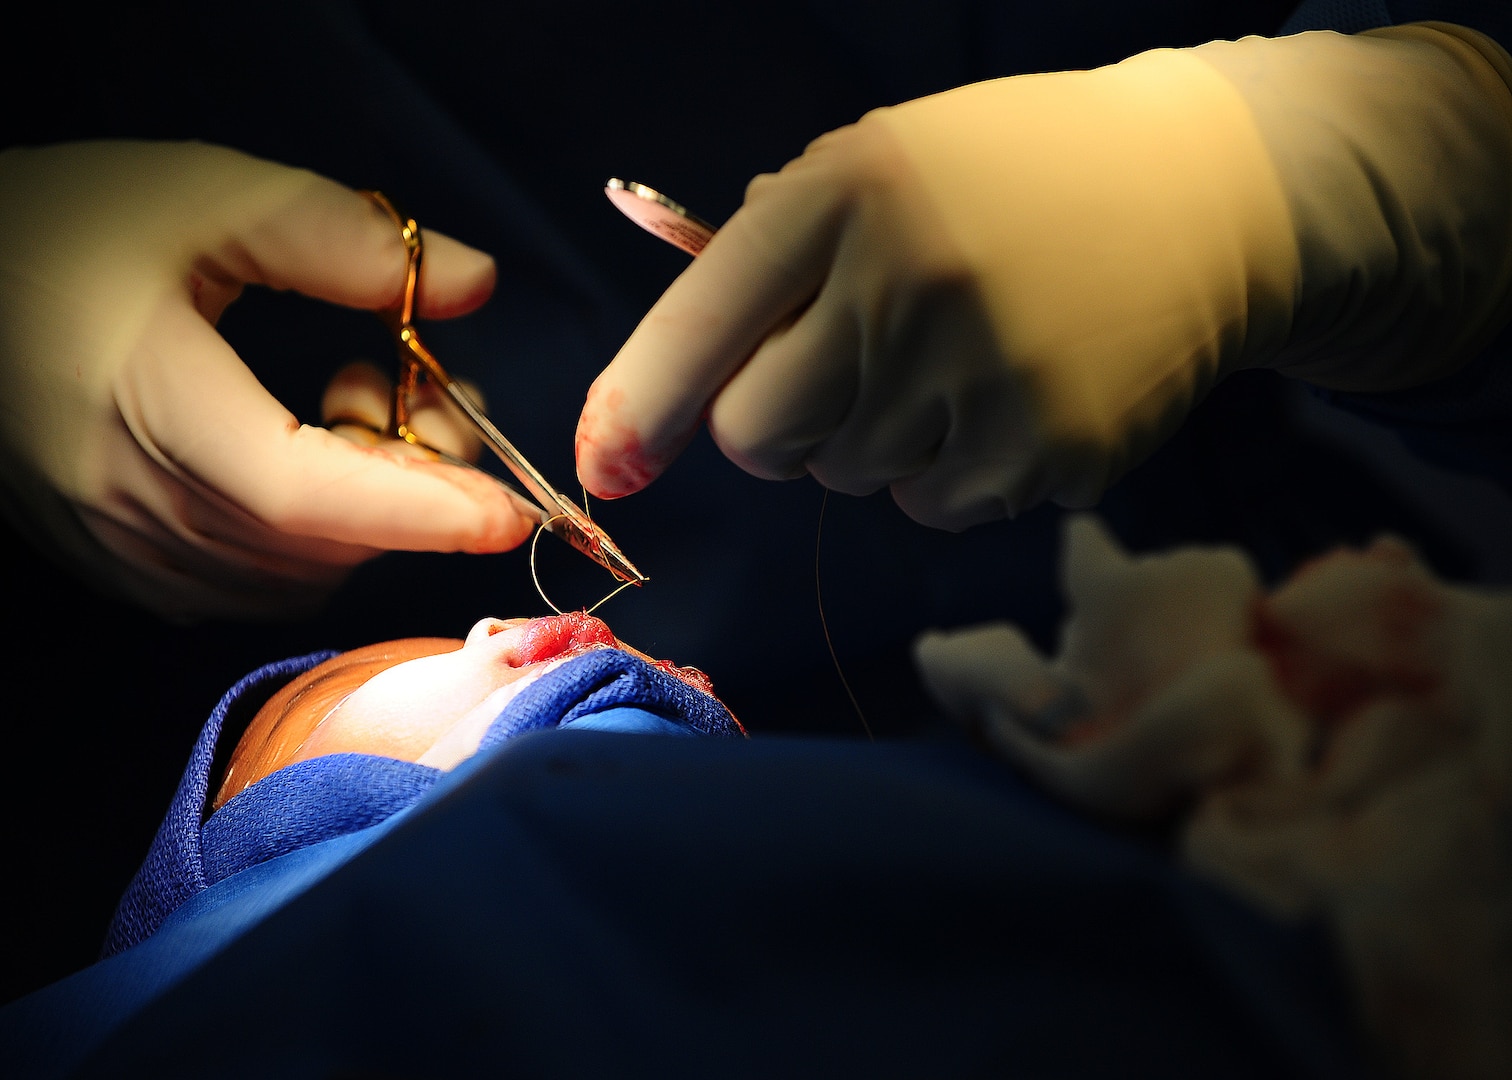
502;612;734;726
512;611;618;665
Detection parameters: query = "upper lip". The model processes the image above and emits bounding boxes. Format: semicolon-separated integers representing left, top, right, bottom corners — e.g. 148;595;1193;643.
484;613;618;668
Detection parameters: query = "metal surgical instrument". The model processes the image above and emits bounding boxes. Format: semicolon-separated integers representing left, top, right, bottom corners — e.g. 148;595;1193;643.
363;189;647;586
604;178;718;257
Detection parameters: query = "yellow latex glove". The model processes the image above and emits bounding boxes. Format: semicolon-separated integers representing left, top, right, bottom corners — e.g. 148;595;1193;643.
576;24;1512;528
0;140;538;620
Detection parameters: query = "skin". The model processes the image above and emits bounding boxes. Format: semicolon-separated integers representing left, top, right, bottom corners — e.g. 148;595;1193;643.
213;611;729;811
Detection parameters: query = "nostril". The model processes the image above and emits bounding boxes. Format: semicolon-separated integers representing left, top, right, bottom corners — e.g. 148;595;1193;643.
483;618;532;637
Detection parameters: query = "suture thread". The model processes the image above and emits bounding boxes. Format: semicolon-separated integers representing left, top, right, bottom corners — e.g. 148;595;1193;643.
816;489;873;740
529;488;639;616
529;484;873;741
530;516;638;615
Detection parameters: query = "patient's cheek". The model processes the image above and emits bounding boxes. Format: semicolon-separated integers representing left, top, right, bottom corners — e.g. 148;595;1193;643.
293;654;495;764
294;698;439;763
413;662;567;769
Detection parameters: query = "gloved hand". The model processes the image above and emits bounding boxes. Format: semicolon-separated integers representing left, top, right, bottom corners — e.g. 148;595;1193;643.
0;139;538;621
577;23;1512;528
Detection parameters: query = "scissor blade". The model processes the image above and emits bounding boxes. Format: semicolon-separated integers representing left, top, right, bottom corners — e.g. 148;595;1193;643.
539;509;648;585
441;381;648;585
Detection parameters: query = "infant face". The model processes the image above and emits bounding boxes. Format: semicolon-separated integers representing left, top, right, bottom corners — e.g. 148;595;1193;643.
214;611;718;809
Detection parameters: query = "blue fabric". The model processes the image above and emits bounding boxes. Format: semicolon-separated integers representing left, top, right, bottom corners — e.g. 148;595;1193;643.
102;647;742;959
1;803;418;1080
560;706;700;735
476;646;744;750
200;754;444;890
0;732;1376;1080
98;651;340;960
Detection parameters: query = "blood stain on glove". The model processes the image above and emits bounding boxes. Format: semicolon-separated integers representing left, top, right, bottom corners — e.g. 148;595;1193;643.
575;383;677;498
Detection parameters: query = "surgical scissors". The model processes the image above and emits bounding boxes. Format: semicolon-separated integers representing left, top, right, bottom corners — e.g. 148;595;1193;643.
362;190;646;586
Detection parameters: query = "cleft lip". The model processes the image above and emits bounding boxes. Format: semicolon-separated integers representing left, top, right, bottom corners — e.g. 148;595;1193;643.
510;611;619;666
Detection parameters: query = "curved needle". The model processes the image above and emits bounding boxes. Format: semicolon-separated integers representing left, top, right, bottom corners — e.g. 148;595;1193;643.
365;190;647;586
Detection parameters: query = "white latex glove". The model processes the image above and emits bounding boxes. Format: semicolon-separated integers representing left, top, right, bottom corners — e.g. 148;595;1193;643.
577;23;1512;528
0;140;539;621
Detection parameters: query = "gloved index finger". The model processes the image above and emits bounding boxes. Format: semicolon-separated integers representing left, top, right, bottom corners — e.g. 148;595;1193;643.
575;170;842;499
186;149;497;323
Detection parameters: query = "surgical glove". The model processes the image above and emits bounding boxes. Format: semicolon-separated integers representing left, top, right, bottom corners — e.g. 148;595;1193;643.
577;24;1512;528
0;140;538;621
